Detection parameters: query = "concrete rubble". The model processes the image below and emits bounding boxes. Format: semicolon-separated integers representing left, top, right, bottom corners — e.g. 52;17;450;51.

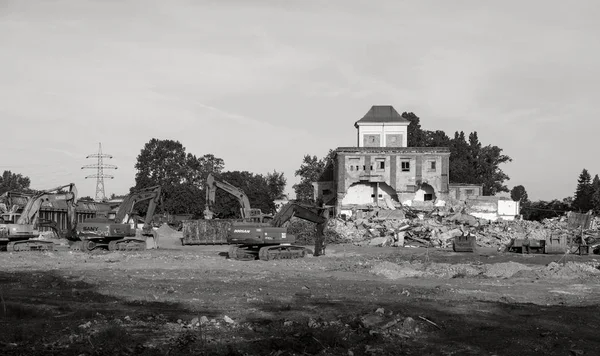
298;205;600;252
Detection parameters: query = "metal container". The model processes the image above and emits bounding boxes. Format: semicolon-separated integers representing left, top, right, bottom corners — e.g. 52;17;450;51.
181;219;239;245
544;234;568;254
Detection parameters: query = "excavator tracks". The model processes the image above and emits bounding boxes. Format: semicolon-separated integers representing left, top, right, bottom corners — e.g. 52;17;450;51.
228;246;258;261
228;245;308;261
107;238;147;251
69;238;146;252
7;240;55;252
258;245;307;261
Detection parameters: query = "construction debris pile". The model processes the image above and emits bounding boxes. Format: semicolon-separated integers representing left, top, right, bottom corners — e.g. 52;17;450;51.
289;206;600;252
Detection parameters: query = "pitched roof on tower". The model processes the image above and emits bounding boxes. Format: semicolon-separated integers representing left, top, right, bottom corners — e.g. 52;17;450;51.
354;105;410;127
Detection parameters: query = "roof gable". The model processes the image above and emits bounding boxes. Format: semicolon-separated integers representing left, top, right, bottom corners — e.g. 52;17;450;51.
355;105;410;126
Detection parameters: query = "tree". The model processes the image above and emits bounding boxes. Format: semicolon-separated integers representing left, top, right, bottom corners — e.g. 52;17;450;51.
0;170;31;195
403;112;427;147
134;139;189;188
592;174;600;213
133;138;225;216
510;185;529;203
572;169;593;212
404;112;512;195
403;112;451;148
293;150;335;202
521;199;571;221
476;145;512;195
186;153;225;185
266;170;287;200
161;183;204;216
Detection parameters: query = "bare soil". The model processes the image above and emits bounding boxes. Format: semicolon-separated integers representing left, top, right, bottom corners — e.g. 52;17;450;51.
1;243;600;356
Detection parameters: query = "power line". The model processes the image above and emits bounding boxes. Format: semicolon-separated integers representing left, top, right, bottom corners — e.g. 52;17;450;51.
81;142;118;201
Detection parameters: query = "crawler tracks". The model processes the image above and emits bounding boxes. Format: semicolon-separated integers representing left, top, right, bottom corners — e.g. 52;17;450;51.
6;240;55;252
228;244;308;261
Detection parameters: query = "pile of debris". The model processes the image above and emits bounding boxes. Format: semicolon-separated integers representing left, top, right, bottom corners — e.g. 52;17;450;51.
322;207;600;251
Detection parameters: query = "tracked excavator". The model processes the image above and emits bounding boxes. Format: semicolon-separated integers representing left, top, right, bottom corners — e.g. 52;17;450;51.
227;202;330;261
203;173;269;222
73;186;162;251
0;184;78;252
202;174;330;260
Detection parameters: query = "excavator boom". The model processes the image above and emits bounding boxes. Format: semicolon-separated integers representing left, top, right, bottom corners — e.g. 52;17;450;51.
114;186;162;225
270;202;328;227
204;173;266;221
17;183;77;226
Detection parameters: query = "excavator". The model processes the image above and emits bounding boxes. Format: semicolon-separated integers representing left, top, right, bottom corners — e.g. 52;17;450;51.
0;184;78;252
203;173;330;261
203;173;269;222
226;201;330;261
73;186;162;251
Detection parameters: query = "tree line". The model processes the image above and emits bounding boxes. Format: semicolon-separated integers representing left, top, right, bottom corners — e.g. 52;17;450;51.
513;168;600;221
130;138;286;218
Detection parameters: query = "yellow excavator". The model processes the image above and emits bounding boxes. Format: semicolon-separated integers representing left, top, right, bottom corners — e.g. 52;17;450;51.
73;186;162;251
0;184;78;252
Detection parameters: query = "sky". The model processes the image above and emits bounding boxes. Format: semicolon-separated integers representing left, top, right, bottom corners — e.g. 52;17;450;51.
1;0;599;201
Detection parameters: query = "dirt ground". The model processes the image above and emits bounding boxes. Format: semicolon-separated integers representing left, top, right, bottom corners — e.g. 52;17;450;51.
1;241;600;356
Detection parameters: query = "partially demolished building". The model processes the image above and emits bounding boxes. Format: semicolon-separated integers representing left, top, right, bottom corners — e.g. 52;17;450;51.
314;105;462;216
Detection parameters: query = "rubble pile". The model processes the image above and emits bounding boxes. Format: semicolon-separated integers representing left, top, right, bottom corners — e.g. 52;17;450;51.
323;207;600;251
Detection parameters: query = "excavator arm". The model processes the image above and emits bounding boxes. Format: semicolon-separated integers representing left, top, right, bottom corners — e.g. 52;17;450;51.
270;202;328;227
142;186;162;233
114;186;162;225
114;186;162;233
204;173;264;220
16;184;78;227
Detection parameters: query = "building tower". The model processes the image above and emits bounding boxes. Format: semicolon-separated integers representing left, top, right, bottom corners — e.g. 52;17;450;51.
81;142;118;201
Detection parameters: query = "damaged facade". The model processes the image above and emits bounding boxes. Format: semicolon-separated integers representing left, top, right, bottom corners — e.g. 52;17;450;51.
314;105;451;216
448;183;483;200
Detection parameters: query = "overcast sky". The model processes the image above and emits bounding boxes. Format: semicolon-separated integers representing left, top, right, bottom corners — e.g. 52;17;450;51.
1;0;598;201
